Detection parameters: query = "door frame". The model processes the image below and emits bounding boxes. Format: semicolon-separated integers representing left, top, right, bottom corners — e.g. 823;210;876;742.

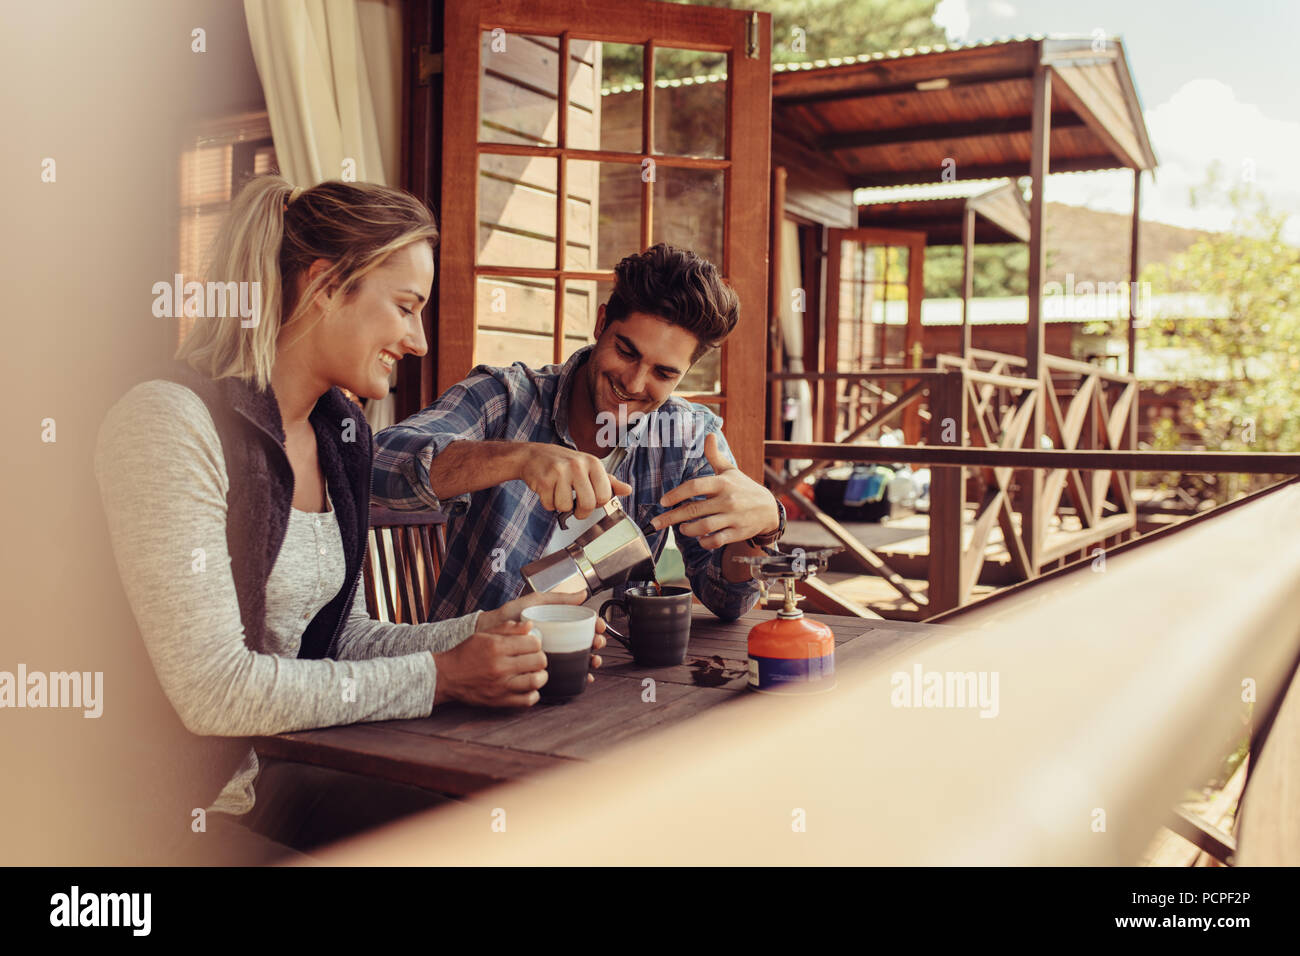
434;0;772;478
824;226;927;442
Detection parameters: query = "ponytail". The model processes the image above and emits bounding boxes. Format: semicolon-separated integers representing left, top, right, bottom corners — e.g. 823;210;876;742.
177;175;438;391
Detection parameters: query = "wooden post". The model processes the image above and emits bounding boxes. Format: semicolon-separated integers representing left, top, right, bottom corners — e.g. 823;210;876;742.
822;228;843;442
1128;169;1141;375
1023;58;1052;577
903;234;926;443
802;224;824;443
1127;169;1142;535
436;0;480;400
400;0;444;415
960;204;975;359
769;167;787;441
927;368;966;614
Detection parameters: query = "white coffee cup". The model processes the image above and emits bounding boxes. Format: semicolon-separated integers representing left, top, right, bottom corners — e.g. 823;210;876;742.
521;605;596;653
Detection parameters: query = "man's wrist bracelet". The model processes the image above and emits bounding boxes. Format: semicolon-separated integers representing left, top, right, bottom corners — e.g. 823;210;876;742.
748;498;786;549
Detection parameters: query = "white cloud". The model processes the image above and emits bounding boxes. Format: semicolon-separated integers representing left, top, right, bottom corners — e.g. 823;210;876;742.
932;0;971;43
988;0;1017;17
1045;78;1300;244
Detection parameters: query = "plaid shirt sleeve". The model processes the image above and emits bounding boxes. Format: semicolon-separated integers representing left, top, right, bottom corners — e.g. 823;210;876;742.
372;371;512;515
675;422;764;622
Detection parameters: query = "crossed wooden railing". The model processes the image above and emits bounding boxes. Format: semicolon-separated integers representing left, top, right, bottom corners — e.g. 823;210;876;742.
767;350;1292;618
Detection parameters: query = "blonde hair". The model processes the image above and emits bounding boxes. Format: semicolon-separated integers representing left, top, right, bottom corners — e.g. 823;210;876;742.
177;176;439;390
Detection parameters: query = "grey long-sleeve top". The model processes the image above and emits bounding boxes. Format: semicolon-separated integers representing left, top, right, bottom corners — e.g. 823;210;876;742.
94;380;482;811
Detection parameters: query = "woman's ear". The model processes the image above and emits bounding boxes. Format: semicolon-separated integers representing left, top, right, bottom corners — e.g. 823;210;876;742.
305;258;341;312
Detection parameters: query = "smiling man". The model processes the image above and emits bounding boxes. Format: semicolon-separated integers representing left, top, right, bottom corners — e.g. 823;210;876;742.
372;243;785;621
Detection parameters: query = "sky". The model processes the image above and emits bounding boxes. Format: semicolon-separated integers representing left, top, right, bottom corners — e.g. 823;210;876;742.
930;0;1300;242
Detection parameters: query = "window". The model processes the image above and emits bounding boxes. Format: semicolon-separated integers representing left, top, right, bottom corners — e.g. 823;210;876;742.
176;112;277;346
438;0;772;475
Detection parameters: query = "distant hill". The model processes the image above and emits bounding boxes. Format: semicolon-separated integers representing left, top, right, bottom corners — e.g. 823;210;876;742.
1044;203;1211;285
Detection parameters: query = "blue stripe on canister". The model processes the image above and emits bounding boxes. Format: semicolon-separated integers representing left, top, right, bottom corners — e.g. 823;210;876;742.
748;654;836;692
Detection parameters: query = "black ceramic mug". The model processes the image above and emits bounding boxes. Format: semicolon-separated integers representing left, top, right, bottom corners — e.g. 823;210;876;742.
522;605;596;702
598;584;692;667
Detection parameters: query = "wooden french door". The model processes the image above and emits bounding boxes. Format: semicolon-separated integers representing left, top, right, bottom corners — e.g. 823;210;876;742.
435;0;772;478
823;227;926;443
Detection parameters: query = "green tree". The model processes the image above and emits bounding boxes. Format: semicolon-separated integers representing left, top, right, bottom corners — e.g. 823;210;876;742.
924;243;1030;298
603;0;945;80
1138;164;1299;497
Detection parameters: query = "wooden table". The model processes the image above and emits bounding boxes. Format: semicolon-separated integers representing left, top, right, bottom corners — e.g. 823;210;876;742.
253;606;945;796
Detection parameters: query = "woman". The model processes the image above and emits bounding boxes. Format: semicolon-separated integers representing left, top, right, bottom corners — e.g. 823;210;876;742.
94;176;602;864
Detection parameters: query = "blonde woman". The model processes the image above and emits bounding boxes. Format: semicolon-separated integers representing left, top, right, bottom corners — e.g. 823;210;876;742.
94;176;602;864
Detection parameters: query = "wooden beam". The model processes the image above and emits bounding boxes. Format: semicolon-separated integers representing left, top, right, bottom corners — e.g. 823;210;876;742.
849;155;1122;188
802;224;824;442
765;442;1300;475
1165;807;1236;865
794;576;883;619
771;42;1039;101
1128;169;1141;374
400;0;441;415
437;0;480;397
960;205;974;359
926;369;966;614
822;227;843;441
903;233;926;443
769;167;788;442
822;113;1085;151
769;370;944;381
1023;57;1051;576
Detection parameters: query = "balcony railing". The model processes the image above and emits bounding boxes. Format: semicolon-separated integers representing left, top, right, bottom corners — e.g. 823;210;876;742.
766;352;1300;617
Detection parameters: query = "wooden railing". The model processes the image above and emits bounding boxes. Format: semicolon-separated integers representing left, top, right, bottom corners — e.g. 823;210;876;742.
767;353;1297;618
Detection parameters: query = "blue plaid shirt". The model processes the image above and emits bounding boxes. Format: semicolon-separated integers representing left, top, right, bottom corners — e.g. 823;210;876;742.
372;346;763;622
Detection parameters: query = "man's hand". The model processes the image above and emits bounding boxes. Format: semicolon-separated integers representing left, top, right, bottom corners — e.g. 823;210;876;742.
518;443;633;519
473;588;607;684
650;432;780;550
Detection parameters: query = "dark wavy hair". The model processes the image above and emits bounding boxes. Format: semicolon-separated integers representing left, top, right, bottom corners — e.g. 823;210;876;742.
604;243;740;363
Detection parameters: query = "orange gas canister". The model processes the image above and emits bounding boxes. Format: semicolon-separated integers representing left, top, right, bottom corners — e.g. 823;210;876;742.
747;586;836;694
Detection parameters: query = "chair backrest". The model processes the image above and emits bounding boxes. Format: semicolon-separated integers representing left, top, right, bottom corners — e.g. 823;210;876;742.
364;507;449;624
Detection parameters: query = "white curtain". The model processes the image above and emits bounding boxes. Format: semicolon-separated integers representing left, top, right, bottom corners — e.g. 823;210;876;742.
777;218;813;471
244;0;404;431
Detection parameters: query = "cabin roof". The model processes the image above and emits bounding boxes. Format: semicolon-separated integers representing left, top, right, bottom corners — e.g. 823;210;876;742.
856;178;1031;244
772;36;1158;189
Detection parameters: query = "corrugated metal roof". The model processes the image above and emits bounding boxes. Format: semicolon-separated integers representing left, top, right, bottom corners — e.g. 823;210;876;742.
600;35;1081;95
855;180;1014;205
771;34;1051;74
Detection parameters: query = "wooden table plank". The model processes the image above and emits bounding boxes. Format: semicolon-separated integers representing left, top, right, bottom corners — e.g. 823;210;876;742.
255;607;948;796
252;724;573;796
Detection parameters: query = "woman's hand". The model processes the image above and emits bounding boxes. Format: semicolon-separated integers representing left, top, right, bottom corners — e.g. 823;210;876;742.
431;621;547;708
476;589;581;634
475;590;607;684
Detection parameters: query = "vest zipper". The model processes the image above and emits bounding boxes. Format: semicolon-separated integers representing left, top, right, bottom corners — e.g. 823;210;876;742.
324;456;372;658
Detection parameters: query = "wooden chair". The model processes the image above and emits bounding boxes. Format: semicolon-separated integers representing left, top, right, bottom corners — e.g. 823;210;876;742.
363;507;449;624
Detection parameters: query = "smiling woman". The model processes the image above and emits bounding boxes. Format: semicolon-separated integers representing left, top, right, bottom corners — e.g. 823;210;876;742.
94;175;600;864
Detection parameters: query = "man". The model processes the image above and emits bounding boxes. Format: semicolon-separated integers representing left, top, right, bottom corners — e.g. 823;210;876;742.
372;243;786;622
